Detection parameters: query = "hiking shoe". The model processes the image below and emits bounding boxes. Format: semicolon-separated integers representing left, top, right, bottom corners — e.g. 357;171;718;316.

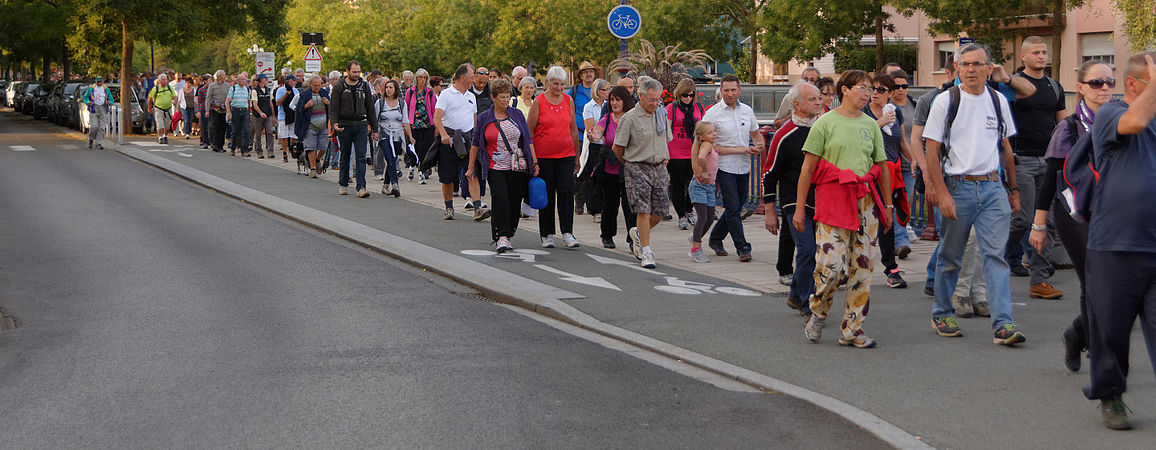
896;245;911;259
443;208;454;220
390;184;400;198
779;274;793;286
1100;395;1133;430
629;227;642;260
924;283;934;297
592;213;601;223
973;301;991;317
375;175;385;181
496;237;513;253
738;252;752;262
804;315;825;342
1010;265;1029;277
356;189;370;198
561;233;580;248
309;170;317;178
640;249;657;269
678;217;689;230
473;207;492;222
952;295;975;318
338;186;348;195
689;247;710;263
993;323;1026;345
886;271;908;288
382;185;391;195
541;235;556;248
258;153;265;159
1062;327;1082;372
707;240;728;256
839;333;877;348
786;297;807;315
601;237;615;249
933;317;963;337
1031;282;1063;299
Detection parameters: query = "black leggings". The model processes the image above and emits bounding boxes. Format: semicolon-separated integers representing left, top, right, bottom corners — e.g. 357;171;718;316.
777;210;795;276
667;158;693;218
412;126;435;169
691;204;717;244
598;168;635;239
488;170;529;241
1054;198;1090;349
538;156;576;237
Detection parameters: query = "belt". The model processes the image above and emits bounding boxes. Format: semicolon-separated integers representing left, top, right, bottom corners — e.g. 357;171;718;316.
230;107;248;111
632;161;664;167
950;171;1000;182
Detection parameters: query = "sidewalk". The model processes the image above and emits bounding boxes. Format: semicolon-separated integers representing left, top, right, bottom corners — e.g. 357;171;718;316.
93;133;1156;448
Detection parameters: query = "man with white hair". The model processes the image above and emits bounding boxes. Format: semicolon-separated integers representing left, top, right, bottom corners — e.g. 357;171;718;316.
612;76;671;269
401;70;414;93
511;66;528;80
148;73;176;144
206;70;230;152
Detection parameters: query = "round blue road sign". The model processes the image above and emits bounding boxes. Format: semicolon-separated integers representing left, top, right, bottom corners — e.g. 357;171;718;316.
607;5;641;39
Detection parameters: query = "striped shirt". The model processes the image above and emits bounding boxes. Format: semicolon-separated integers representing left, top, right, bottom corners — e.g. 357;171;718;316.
228;85;251;109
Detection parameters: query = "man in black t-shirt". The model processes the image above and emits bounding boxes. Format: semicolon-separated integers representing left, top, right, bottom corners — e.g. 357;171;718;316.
250;74;277;159
1006;36;1067;300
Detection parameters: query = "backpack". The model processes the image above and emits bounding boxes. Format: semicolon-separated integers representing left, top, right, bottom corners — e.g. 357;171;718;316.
1060;123;1099;223
940;85;1006;172
281;86;297;125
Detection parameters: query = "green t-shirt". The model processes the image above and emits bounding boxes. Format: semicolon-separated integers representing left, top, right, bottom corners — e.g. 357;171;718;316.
802;110;886;175
149;85;175;110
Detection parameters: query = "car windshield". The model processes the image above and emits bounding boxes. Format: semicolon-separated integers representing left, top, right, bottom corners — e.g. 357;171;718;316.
25;84;39;93
64;83;81;95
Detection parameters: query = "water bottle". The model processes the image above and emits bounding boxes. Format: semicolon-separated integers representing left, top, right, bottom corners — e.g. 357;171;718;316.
881;103;896;136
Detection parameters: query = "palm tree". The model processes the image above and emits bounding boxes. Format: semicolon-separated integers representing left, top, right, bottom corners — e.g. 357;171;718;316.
607;39;713;91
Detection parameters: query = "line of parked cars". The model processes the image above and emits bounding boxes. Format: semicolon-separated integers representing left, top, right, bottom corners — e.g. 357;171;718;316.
2;79;145;134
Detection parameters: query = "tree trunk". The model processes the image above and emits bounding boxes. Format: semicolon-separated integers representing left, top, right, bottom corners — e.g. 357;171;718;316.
1050;0;1065;79
749;30;759;84
42;57;50;82
122;19;134;134
875;5;885;73
62;39;71;81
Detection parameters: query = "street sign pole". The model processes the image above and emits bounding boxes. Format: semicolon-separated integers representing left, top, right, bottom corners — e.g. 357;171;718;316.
608;2;641;73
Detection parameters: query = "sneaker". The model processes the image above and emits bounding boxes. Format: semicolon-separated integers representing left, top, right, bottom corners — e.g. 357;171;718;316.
464;198;474;210
592;213;601;224
601;237;615;249
443;208;454;220
1100;395;1133;430
390;184;400;198
1062;327;1083;372
540;235;556;248
838;333;877;349
973;301;991;317
382;185;390;195
738;252;752;262
419;173;427;185
473;207;492;222
740;209;753;220
896;245;911;259
408;167;415;180
932;317;963;337
258;153;265;159
338;186;348;195
886;270;908;288
804;314;825;342
375;175;385;181
356;189;370;198
678;217;689;230
663;214;673;221
786;297;807;315
628;227;642;260
923;283;934;297
993;323;1026;345
1010;265;1029;277
689;247;710;263
779;274;793;286
687;211;697;226
640;249;656;269
561;233;580;248
496;237;513;253
952;295;974;318
1030;282;1063;299
96;144;103;150
707;241;728;256
283;154;289;162
309;170;317;178
88;139;93;149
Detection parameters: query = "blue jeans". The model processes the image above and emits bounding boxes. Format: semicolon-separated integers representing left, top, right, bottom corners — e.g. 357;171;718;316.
932;178;1014;329
709;170;751;255
338;125;368;190
229;110;250;152
894;210;911;248
786;206;815;312
183;106;195;136
926;207;943;287
377;138;401;184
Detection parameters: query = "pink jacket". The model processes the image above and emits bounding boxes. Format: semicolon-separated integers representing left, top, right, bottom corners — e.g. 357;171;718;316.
404;86;437;126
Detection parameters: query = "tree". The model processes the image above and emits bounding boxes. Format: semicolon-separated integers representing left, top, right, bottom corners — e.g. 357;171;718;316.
0;0;71;80
712;0;770;83
761;0;902;74
1114;0;1156;52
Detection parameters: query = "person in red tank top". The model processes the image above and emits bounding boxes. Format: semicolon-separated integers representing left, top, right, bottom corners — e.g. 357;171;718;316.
527;66;581;249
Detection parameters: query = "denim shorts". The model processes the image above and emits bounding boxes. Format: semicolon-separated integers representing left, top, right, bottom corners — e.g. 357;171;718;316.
688;178;717;207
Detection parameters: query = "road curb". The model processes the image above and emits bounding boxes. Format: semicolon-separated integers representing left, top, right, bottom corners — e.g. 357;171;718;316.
113;144;932;450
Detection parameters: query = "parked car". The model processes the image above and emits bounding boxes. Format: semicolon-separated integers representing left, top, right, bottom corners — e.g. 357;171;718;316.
31;82;58;119
49;82;85;125
80;83;145;134
65;83;89;129
0;80;9;106
4;81;20;107
15;82;39;114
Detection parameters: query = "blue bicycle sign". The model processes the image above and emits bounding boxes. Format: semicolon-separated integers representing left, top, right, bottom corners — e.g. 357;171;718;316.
607;5;641;39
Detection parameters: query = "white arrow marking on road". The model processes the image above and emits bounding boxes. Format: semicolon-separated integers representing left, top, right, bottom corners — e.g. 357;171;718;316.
178;152;193;157
133;142;167;147
586;253;666;275
10;145;35;151
534;264;621;291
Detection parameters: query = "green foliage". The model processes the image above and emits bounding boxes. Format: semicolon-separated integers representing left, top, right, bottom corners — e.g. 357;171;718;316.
834;42;917;73
608;39;713;90
760;0;898;65
1113;0;1156;52
906;0;1086;61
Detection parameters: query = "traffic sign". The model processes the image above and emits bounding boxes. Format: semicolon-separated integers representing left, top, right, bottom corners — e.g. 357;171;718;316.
607;5;641;40
255;52;275;77
304;44;323;73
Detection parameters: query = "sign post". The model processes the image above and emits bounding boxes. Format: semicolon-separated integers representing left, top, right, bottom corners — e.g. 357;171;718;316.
255;52;275;78
304;44;323;74
607;3;641;62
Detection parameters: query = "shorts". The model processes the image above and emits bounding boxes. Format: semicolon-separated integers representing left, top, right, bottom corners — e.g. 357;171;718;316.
303;127;328;151
623;162;670;216
154;109;172;131
436;142;463;184
277;120;293;139
688;178;717;207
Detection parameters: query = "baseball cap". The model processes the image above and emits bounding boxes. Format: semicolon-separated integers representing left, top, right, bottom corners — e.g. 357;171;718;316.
256;74;268;80
94;76;104;82
283;74;297;81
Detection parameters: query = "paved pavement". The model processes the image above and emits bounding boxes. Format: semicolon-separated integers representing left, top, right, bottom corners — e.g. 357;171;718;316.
0;112;887;448
6;111;1156;448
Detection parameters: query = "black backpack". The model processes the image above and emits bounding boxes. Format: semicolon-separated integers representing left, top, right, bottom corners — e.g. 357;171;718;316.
281;86;296;125
940;85;1007;172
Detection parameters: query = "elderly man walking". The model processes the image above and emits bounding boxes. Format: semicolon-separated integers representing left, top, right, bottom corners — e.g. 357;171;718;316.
701;75;764;262
81;76;112;150
148;73;176;144
612;76;672;269
225;73;253;156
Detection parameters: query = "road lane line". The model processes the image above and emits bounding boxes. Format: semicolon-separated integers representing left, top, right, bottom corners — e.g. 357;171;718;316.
10;145;35;151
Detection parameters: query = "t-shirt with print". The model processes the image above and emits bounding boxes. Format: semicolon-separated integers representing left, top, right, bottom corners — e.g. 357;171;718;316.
485;118;526;171
1010;74;1066;156
921;87;1017;176
1088;100;1156;253
802;110;886;176
613;106;672;164
309;96;328;130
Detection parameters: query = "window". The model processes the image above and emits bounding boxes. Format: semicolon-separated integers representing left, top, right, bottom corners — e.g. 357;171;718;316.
936;41;954;71
1080;33;1115;66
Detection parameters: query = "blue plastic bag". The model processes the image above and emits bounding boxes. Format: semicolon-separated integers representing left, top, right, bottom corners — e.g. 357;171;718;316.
528;176;548;210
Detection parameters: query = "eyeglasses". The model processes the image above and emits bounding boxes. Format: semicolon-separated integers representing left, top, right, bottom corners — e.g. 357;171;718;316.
821;92;836;97
851;85;873;93
957;61;988;68
680;93;695;98
872;87;890;94
1081;78;1116;89
893;84;909;89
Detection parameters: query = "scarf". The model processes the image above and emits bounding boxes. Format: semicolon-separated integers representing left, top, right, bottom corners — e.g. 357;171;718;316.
791;113;816;128
676;100;697;137
1076;99;1094;133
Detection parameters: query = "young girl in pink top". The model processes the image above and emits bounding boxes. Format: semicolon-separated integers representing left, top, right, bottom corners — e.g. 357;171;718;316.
688;122;719;262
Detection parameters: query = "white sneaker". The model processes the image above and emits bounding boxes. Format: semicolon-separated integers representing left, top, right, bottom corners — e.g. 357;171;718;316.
418;172;427;185
541;235;556;248
629;227;642;260
496;237;513;253
338;186;348;195
562;233;580;248
641;249;656;269
779;274;793;286
375;175;385;181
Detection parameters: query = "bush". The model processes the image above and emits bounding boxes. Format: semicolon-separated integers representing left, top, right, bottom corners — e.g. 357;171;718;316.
834;42;917;74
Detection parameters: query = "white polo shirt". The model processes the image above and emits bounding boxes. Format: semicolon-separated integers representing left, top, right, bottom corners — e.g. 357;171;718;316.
701;100;759;174
435;84;477;132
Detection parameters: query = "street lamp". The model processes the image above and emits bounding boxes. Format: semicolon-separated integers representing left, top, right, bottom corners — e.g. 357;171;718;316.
246;44;264;56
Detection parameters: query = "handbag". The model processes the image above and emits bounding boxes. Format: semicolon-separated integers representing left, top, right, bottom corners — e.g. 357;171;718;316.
494;118;526;171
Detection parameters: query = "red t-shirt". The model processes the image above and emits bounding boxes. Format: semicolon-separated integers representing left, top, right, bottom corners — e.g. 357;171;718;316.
532;93;575;159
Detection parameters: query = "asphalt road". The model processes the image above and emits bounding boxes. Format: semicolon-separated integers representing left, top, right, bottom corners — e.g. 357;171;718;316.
0;113;887;447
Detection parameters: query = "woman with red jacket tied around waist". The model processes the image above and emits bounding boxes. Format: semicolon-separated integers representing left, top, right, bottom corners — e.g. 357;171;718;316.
794;70;892;349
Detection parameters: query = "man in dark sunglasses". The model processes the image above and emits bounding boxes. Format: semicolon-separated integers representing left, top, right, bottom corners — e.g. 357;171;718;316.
1006;35;1068;301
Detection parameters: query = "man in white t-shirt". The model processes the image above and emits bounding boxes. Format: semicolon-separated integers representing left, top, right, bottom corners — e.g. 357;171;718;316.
432;63;481;220
921;43;1025;346
274;74;298;161
699;75;764;261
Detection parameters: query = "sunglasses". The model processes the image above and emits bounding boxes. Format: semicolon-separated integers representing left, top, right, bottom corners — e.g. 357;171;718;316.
476;71;488;75
1081;78;1116;89
872;87;890;94
893;84;909;89
680;93;695;98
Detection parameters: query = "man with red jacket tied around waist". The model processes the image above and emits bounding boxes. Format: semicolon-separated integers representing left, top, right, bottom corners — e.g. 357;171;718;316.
794;70;892;349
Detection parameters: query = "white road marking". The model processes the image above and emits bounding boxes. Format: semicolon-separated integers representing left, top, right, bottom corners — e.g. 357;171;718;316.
133;141;167;147
587;253;667;275
177;153;193;158
58;144;79;150
534;264;621;291
10;145;35;151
